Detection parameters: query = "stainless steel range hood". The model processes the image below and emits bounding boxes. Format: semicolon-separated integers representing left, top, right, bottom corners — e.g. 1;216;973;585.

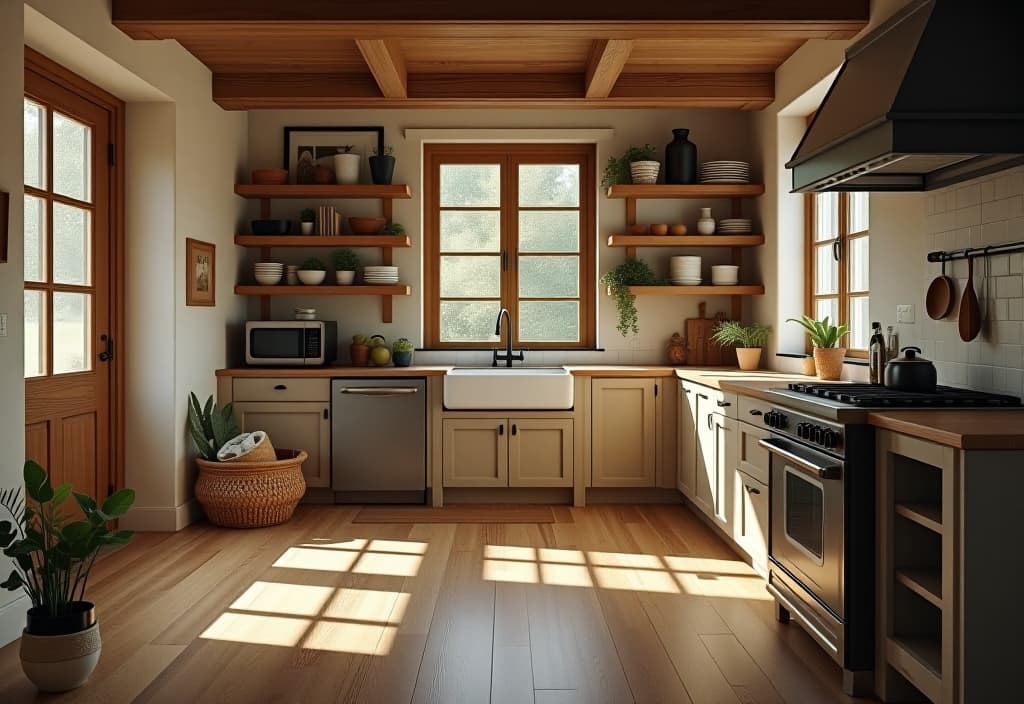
787;0;1024;193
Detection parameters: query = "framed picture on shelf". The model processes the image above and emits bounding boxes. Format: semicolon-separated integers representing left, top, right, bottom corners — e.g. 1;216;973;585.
283;126;384;185
185;238;215;307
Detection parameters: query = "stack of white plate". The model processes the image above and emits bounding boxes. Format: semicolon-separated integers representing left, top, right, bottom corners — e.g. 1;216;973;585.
286;265;299;286
670;256;702;285
363;265;399;285
294;307;316;321
254;262;284;285
699;161;751;184
711;265;740;286
718;218;753;234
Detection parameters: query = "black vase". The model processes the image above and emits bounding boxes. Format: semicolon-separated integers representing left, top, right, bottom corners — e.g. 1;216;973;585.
27;601;96;636
664;129;697;184
369;155;396;185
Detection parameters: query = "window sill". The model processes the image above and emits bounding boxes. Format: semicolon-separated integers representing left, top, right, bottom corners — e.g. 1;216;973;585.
776;352;868;367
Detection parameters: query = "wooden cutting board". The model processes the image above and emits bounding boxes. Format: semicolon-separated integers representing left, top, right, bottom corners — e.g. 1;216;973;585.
685;302;736;366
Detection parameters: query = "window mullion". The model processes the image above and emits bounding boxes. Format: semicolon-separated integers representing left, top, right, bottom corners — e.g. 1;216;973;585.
838;193;849;331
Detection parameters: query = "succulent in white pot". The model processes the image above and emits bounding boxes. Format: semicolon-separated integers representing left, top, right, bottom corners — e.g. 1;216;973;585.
297;257;327;285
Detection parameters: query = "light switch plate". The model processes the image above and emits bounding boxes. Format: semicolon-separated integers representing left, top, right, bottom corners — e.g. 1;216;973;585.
0;314;6;337
896;304;915;324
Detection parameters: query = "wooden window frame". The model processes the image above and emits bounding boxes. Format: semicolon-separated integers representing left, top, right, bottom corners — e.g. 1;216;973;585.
423;143;596;350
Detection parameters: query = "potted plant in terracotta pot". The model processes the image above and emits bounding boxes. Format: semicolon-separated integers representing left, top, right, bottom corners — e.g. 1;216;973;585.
369;145;395;185
710;321;772;371
787;315;850;381
350;334;371;366
1;460;135;692
332;248;360;285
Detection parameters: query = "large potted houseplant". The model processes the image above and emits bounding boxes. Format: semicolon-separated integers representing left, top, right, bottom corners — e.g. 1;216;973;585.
602;144;660;188
1;461;135;692
710;321;772;371
600;257;665;336
788;315;850;381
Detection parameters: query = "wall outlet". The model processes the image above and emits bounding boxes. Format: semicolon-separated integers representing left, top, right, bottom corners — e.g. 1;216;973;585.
896;304;916;324
0;313;6;337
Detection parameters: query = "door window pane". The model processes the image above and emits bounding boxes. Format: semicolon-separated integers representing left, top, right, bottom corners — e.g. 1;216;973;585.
440;256;500;298
785;469;824;560
849;296;870;351
53;292;91;374
440;164;500;207
52;112;91;202
814;245;838;295
848;236;869;293
24;195;46;283
518;256;579;298
518;165;579;207
24;290;46;378
519;212;579;252
520;301;579;342
440;211;500;252
848;192;869;234
815;298;839;329
24;100;46;189
440;301;501;342
814;192;838;241
53;203;91;285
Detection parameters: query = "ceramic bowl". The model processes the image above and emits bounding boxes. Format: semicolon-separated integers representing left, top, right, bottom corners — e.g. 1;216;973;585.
349;217;387;235
251;168;288;185
255;273;283;286
297;270;326;285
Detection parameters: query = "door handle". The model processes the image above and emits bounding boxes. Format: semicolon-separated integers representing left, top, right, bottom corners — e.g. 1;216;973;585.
749;409;763;416
759;438;841;480
717;400;731;407
98;334;114;362
274;384;287;390
339;387;419;395
499;424;504;436
511;424;518;436
697;393;709;400
746;485;761;495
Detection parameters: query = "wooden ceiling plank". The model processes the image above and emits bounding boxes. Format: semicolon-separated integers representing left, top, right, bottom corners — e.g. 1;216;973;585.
584;39;633;99
355;38;408;98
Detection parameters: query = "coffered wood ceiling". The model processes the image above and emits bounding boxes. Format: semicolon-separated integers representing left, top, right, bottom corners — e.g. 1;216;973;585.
112;1;869;110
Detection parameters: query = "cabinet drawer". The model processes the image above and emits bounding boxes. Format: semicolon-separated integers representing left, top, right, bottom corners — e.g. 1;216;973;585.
736;420;771;485
233;378;330;402
690;384;737;419
738;395;773;426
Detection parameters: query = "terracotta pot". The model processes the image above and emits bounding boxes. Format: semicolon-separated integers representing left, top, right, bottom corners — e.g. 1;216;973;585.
20;621;101;692
735;347;762;371
813;347;846;381
350;343;370;366
801;356;817;376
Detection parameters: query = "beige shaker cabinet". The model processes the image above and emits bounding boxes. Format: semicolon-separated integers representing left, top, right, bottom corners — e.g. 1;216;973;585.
232;401;331;488
591;378;658;487
677;381;700;498
692;386;737;529
442;418;509;488
508;419;574;488
443;417;573;488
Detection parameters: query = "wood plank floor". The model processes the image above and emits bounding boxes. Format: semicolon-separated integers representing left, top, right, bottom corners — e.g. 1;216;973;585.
0;504;877;703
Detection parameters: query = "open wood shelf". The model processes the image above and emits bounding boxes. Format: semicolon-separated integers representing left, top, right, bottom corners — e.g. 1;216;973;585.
235;285;410;297
887;636;942;701
895;502;943;534
606;184;765;199
235;184;412;199
607;234;764;248
619;285;765;296
235;235;411;248
896;569;942;609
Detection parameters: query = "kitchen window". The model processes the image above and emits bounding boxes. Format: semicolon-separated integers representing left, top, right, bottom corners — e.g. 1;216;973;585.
805;192;870;355
423;144;596;349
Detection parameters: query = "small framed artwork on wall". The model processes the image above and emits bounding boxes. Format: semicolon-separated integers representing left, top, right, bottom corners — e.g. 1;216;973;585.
283;126;384;185
186;238;215;306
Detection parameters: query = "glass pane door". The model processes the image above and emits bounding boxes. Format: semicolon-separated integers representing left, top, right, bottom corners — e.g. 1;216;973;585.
784;467;824;564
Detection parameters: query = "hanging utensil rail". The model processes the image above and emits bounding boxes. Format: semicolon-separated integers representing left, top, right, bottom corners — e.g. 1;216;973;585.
927;239;1024;263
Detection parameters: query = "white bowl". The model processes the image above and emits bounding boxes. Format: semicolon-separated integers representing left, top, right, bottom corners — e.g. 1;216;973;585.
297;270;326;285
255;273;282;285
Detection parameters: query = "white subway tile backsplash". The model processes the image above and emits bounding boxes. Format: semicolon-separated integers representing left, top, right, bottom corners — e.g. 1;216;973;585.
955;204;981;229
1011;254;1024;274
1010;299;1024;321
990;255;1010;277
967;365;994;390
956;183;981;209
982;220;1009;245
981;197;1011;223
996;275;1024;299
981;179;996;203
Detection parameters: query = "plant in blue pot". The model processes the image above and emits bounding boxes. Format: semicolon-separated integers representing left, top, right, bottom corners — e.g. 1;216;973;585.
392;338;414;367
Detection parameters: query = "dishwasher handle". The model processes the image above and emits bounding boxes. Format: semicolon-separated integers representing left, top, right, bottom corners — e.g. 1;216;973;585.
338;386;420;396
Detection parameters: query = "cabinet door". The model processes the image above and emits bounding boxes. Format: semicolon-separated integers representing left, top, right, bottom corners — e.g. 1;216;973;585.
508;419;573;488
591;379;656;487
442;418;508;487
734;469;769;575
736;419;770;485
677;382;699;497
718;415;737;529
233;401;330;488
694;391;717;516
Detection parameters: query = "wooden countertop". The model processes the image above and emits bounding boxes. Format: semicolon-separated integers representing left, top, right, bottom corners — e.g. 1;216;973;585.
868;410;1024;450
217;365;680;378
677;368;811;392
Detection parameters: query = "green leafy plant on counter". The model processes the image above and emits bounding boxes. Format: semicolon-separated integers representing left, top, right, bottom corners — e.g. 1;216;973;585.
300;257;326;271
601;144;659;189
187;392;240;461
332;248;360;272
382;223;405;236
352;334;368;345
710;321;772;349
392;338;414;353
787;315;850;349
600;257;666;337
299;208;316;223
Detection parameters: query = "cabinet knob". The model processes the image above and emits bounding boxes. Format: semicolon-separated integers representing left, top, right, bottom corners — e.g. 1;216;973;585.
749;409;763;416
717;400;731;407
746;486;761;495
273;384;287;390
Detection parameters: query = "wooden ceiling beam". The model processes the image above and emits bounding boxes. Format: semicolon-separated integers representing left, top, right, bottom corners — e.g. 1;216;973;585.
584;39;633;99
355;39;407;98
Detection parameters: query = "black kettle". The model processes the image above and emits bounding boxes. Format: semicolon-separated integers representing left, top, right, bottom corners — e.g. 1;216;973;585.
884;346;937;393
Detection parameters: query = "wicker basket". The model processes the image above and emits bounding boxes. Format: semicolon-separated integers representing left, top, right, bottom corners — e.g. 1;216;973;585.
218;431;276;463
195;449;307;528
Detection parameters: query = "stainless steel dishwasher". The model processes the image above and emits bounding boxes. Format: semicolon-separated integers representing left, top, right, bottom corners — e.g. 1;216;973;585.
331;378;426;501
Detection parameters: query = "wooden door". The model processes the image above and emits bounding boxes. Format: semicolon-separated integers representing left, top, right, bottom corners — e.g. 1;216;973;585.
677;381;699;497
233;402;330;488
508;418;573;488
24;63;117;501
591;379;656;487
442;418;508;487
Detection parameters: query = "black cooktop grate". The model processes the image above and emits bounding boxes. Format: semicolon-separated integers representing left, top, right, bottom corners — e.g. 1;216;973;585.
785;383;1022;408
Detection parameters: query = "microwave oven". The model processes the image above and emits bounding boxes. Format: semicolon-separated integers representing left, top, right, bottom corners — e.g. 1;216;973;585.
245;321;338;366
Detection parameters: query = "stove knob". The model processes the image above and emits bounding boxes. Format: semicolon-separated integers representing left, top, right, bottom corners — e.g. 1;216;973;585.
762;411;773;427
776;413;788;429
795;422;805;438
814;426;824;445
823;429;837;448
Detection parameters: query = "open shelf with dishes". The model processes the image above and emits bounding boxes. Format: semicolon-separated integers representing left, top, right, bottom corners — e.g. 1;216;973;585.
607;234;764;248
235;285;410;297
616;285;765;296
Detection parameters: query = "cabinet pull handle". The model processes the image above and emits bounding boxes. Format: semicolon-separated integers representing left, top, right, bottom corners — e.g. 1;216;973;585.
749;409;763;416
746;486;761;495
697;393;709;400
499;424;504;436
274;384;287;390
512;424;518;436
683;388;692;394
717;400;731;407
707;414;714;430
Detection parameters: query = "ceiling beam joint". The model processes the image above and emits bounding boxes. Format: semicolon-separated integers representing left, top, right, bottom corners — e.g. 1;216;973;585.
584;39;633;99
355;38;408;98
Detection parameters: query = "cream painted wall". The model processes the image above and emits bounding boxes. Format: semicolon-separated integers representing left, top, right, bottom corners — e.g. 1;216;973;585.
247;109;756;365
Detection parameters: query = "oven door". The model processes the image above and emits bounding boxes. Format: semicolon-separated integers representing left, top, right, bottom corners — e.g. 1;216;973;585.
761;436;845;619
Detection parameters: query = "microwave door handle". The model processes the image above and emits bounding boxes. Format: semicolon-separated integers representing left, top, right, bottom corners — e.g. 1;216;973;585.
339;387;419;396
759;438;841;480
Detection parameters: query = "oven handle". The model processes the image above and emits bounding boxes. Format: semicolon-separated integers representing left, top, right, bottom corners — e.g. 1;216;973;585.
759;438;841;480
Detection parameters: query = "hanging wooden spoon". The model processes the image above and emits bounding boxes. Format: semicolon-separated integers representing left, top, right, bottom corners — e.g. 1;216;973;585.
925;259;955;319
958;255;982;342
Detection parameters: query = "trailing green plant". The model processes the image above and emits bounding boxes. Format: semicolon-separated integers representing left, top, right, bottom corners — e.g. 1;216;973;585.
382;223;405;235
710;321;772;349
787;315;850;349
0;460;135;614
300;257;326;271
332;248;360;271
300;208;316;223
372;145;394;157
600;257;666;336
601;144;659;189
187;392;240;461
392;337;414;353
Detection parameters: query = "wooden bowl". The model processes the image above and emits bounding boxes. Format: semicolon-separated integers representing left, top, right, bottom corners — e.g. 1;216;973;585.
349;216;387;235
651;224;669;236
669;224;688;235
251;168;288;185
629;224;648;235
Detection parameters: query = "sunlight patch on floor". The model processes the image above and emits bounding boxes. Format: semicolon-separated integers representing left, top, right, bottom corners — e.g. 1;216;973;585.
230;581;334;617
201;612;311;647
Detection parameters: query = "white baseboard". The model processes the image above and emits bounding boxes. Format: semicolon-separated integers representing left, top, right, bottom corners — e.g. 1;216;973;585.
120;499;202;532
0;594;29;647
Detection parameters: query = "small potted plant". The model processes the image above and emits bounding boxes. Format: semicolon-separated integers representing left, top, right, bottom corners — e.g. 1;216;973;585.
710;321;772;371
370;145;395;185
600;257;665;336
350;334;370;366
382;222;405;236
602;144;660;188
1;461;135;692
297;257;327;285
392;337;414;367
299;208;316;235
333;145;360;185
787;315;850;381
332;248;360;285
